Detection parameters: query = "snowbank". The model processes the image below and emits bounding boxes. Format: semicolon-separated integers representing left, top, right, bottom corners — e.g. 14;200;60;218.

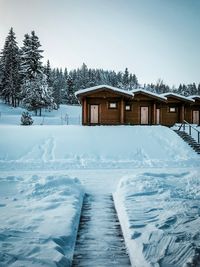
0;175;84;266
0;125;199;171
114;171;200;267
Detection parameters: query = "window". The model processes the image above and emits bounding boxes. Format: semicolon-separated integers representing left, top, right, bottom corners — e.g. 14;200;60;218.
109;102;117;109
169;107;176;112
125;104;131;111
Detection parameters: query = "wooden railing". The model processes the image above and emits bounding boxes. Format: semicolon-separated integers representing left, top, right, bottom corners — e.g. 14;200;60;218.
178;120;200;143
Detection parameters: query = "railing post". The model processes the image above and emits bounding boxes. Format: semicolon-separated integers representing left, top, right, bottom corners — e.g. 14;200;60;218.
198;132;200;144
183;123;185;131
189;125;191;135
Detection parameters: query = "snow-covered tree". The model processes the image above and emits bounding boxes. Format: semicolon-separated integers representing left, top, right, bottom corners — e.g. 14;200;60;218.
122;68;129;89
21;111;33;125
20;31;43;80
22;73;56;116
0;28;21;106
66;75;78;104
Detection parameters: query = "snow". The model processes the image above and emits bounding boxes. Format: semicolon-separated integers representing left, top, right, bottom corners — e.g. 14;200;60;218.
0;174;84;266
131;89;167;101
0;125;199;171
1;101;200;266
161;92;195;102
188;95;200;100
114;170;200;267
0;100;81;125
75;84;133;97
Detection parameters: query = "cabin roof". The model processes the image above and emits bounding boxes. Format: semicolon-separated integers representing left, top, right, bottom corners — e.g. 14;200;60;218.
75;85;133;97
188;95;200;101
161;92;194;103
131;89;167;101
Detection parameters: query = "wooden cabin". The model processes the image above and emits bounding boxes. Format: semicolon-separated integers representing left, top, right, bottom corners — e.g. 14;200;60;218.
75;85;200;126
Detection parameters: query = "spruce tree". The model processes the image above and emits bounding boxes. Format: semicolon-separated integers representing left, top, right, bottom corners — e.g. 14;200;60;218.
22;73;56;116
21;31;56;114
0;28;21;107
20;31;43;80
122;68;129;89
66;75;77;104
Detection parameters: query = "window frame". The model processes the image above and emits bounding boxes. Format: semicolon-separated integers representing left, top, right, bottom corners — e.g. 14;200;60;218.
169;107;176;113
108;102;118;109
125;104;131;111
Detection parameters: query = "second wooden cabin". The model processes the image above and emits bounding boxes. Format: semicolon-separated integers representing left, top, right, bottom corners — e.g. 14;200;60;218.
75;85;200;126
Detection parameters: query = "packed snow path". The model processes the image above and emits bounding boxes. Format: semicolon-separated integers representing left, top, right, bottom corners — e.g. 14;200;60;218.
72;194;131;267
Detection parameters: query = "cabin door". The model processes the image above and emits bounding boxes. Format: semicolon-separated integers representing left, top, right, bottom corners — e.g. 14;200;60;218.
90;105;99;124
141;107;149;124
193;110;199;124
156;109;160;124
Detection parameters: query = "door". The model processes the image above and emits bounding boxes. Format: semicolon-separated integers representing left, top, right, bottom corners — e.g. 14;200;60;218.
156;109;160;124
141;107;149;124
90;105;99;124
193;110;199;124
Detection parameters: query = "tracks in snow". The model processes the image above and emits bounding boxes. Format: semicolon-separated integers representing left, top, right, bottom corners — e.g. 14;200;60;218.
72;194;131;267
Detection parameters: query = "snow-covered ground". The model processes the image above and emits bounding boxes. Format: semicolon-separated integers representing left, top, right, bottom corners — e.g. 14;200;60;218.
0;100;81;125
0;125;199;171
0;174;84;267
114;170;200;267
1;102;200;266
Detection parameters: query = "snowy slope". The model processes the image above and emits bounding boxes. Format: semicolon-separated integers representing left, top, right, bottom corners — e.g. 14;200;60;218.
0;100;81;125
0;174;84;267
0;125;199;171
114;171;200;267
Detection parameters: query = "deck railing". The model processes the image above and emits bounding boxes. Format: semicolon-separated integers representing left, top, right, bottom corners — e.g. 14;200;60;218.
178;120;200;143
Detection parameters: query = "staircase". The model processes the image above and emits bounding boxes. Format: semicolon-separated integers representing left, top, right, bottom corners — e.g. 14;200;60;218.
174;130;200;154
72;194;131;267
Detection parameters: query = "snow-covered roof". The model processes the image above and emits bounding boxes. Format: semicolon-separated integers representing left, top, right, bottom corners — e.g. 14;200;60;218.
131;89;167;101
188;95;200;100
161;92;195;102
75;85;133;97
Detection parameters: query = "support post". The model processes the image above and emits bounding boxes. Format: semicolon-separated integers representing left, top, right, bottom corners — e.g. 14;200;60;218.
83;98;87;125
181;104;185;122
120;98;124;124
153;103;156;124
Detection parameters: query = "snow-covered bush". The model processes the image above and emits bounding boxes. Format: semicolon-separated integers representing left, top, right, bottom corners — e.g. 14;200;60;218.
20;111;33;125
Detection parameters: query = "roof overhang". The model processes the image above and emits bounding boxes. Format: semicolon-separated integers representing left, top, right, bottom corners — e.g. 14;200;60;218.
75;85;133;98
131;89;167;102
161;93;194;103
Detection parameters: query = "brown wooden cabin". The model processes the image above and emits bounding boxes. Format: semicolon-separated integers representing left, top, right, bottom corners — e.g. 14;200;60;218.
75;85;200;126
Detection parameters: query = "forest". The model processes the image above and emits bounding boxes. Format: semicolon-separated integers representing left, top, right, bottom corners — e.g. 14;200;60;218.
0;28;199;114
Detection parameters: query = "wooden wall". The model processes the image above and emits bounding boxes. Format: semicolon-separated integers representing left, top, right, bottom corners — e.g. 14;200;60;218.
80;91;200;126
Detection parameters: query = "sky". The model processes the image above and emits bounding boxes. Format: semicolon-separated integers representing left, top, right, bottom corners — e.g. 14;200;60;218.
0;0;199;87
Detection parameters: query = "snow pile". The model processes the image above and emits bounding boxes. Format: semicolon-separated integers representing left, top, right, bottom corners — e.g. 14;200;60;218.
114;171;200;267
0;175;84;266
0;125;199;171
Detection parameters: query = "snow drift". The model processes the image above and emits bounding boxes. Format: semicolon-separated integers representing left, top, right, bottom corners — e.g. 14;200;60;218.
0;175;84;266
114;171;200;267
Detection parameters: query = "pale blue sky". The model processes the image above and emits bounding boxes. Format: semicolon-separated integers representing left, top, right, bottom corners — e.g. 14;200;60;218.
0;0;199;86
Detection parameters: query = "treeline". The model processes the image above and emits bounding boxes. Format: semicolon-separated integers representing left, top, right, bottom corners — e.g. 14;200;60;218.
143;80;200;96
0;28;199;114
49;64;139;105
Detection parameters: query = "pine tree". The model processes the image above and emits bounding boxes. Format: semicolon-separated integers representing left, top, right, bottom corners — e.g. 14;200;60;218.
0;28;21;107
21;111;33;125
22;73;56;116
122;68;129;89
20;31;43;80
44;60;52;87
66;75;77;104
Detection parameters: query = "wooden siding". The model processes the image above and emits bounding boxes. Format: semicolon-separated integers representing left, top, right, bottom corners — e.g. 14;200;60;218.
79;89;200;126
